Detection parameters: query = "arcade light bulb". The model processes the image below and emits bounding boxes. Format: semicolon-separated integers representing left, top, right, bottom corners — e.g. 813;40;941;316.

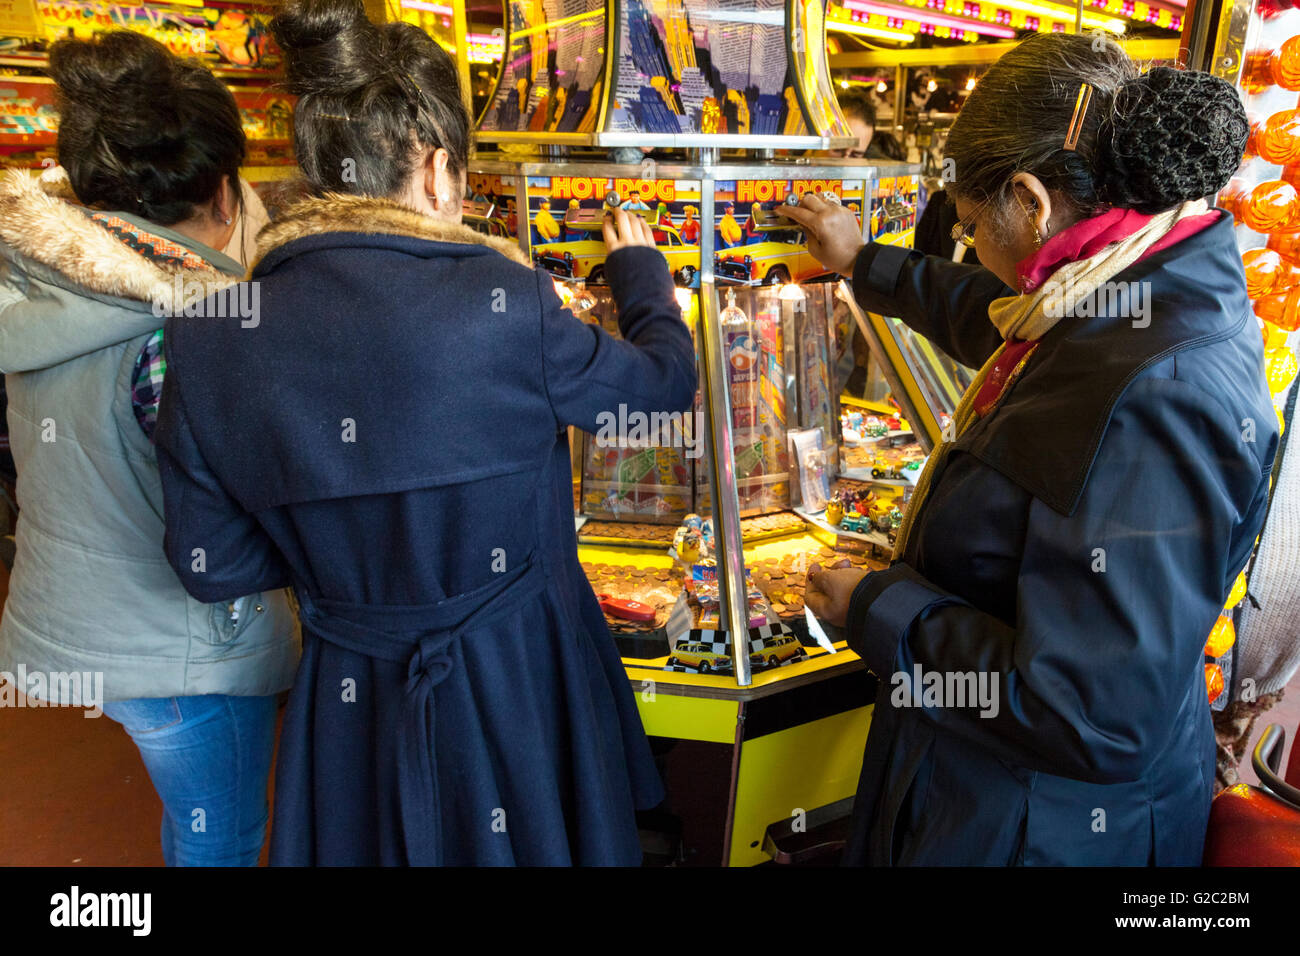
778;282;807;302
1205;663;1224;704
1204;614;1236;658
876;81;888;94
1267;228;1300;262
1265;345;1298;393
1227;571;1248;609
1257;108;1300;165
927;79;937;92
965;76;976;91
1242;248;1286;298
1275;34;1300;91
1255;285;1300;331
1242;179;1300;233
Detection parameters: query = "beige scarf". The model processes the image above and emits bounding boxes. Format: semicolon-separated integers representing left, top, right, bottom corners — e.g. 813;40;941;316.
891;199;1209;560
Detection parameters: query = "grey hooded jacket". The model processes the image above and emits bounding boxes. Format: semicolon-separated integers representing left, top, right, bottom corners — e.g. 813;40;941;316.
0;170;298;702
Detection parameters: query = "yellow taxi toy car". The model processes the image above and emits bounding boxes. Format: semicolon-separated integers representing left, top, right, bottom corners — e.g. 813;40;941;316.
667;642;733;673
749;632;803;667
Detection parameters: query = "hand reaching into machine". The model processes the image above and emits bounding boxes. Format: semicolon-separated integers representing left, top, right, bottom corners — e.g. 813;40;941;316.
603;207;657;251
805;563;870;628
780;194;867;276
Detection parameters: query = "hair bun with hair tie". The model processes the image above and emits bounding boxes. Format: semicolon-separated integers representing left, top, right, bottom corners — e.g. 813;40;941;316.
1096;66;1249;214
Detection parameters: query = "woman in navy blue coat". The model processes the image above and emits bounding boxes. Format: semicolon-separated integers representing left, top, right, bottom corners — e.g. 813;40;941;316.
790;35;1278;865
153;0;695;865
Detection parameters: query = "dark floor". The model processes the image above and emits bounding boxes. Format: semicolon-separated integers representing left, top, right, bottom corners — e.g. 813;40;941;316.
0;559;1297;866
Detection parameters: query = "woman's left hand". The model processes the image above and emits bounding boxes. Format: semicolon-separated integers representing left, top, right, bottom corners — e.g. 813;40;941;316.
806;564;870;627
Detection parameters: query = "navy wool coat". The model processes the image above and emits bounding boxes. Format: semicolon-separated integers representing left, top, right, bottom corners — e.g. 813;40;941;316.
843;212;1278;865
154;196;696;865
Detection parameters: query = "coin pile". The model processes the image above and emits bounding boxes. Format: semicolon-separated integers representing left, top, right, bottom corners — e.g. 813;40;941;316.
833;476;875;497
580;521;677;544
740;512;807;538
579;561;684;633
748;547;888;622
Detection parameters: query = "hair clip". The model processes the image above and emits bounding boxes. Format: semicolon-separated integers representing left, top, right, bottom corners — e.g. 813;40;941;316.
397;69;452;151
317;112;356;122
1063;82;1093;151
401;70;434;113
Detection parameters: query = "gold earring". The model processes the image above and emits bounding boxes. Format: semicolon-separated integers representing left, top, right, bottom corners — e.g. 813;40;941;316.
1022;202;1042;248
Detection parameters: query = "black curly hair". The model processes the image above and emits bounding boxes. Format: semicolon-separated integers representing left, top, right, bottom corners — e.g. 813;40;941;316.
49;31;246;227
944;33;1248;225
270;0;470;198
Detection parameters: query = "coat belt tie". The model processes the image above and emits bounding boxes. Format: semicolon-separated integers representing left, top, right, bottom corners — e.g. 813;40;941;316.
296;556;546;865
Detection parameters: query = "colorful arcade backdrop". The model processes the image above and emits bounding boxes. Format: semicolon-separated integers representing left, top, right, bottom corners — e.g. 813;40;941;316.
477;0;854;144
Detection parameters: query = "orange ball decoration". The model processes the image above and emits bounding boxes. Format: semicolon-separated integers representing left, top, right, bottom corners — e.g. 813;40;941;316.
1243;180;1300;232
1244;248;1286;297
1258;108;1300;164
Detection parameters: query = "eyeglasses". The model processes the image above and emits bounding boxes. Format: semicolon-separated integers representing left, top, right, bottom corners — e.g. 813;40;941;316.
950;196;993;249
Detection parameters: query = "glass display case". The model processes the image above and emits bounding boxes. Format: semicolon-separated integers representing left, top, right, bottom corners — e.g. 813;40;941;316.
463;0;971;865
464;155;952;679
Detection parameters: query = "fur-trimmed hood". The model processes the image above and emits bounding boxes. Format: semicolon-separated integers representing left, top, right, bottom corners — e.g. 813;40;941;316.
250;191;532;273
0;168;239;373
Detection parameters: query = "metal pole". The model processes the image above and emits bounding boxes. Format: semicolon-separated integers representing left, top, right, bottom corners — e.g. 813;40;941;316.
698;171;753;687
451;0;475;117
1075;0;1084;33
893;64;907;149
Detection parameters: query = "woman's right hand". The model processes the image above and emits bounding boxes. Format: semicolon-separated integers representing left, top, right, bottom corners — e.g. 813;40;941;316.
806;563;869;628
603;208;657;251
781;194;867;275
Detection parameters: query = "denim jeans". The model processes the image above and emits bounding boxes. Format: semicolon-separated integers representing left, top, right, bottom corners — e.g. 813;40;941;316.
102;694;277;866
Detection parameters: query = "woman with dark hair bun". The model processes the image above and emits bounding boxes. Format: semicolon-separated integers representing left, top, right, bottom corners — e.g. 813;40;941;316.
0;31;299;865
153;0;695;865
787;32;1277;865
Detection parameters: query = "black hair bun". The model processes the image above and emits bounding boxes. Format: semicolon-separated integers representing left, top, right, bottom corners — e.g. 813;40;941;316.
49;31;186;156
49;30;171;105
1097;67;1248;214
271;0;380;98
48;30;244;225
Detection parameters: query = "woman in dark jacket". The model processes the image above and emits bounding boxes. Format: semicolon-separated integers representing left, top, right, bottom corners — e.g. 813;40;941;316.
787;33;1278;865
153;0;696;865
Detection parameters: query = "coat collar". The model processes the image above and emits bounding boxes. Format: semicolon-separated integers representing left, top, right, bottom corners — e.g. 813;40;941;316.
957;212;1251;517
251;192;532;273
0;168;238;313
